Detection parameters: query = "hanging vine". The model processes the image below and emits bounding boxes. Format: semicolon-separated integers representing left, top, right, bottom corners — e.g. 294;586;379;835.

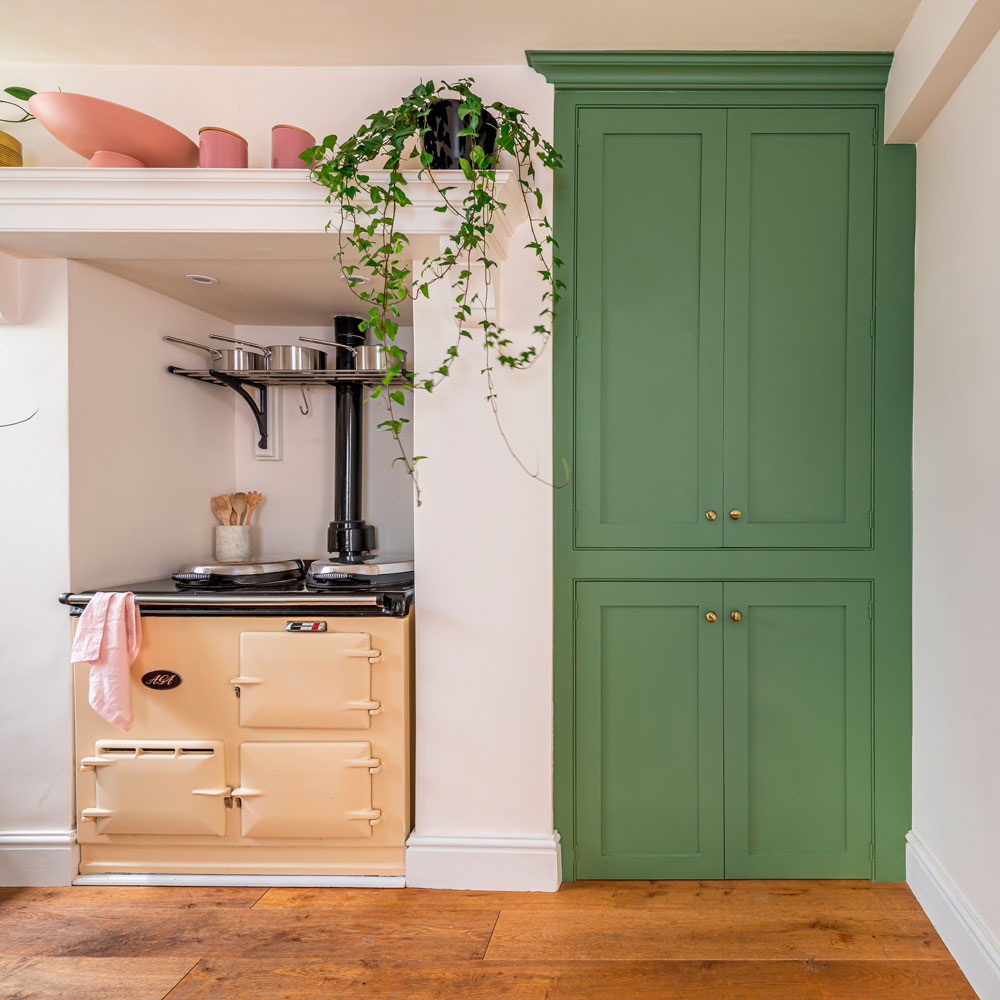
303;78;564;504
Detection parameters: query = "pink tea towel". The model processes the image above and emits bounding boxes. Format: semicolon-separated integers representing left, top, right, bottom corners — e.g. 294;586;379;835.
70;592;143;731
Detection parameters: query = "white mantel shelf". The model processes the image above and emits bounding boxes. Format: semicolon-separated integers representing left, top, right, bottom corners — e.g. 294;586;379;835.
0;168;529;262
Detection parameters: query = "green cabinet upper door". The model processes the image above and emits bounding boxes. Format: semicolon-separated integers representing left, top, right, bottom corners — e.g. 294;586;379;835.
723;109;876;548
574;109;726;549
723;582;873;878
575;581;724;878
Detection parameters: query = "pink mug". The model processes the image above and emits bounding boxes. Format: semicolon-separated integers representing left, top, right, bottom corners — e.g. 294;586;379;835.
199;127;248;168
271;124;315;169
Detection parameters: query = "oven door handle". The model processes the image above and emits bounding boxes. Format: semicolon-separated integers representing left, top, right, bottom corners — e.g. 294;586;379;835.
231;786;263;798
80;755;116;770
346;699;383;716
346;756;383;775
346;808;383;826
342;648;382;662
80;807;114;822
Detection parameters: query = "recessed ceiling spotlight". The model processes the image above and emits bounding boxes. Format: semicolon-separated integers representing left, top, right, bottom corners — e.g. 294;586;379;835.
184;273;219;285
340;271;371;286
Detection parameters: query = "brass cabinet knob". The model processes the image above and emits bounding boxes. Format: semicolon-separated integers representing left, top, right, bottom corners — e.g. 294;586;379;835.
729;509;742;520
731;610;743;622
705;611;718;623
705;510;718;521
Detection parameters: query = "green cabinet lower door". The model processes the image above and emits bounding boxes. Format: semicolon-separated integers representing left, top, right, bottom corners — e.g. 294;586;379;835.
575;582;724;877
723;582;873;877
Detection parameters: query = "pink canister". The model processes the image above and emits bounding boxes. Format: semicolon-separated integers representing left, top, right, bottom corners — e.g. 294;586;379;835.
198;127;248;168
271;124;315;169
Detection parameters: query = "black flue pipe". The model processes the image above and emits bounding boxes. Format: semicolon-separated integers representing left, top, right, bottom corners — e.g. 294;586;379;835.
328;315;376;561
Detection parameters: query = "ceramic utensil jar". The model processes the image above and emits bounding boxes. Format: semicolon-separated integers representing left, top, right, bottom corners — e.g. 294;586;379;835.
199;127;248;168
215;525;251;562
271;125;315;169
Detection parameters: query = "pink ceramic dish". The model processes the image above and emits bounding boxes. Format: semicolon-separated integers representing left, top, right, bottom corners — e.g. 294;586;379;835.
28;92;198;167
271;124;315;169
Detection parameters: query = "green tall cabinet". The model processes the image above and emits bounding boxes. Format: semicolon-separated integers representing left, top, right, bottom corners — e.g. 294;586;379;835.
528;52;915;881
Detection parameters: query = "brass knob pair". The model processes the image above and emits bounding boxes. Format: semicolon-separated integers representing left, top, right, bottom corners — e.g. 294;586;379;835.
705;509;742;520
706;611;743;622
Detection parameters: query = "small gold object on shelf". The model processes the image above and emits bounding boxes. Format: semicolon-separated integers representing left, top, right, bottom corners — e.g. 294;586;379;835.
0;130;23;167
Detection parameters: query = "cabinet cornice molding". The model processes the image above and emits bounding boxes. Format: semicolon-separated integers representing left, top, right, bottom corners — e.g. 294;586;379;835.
525;50;893;91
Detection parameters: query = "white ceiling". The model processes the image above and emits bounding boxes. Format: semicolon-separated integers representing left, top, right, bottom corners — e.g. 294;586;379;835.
90;258;412;326
3;0;919;65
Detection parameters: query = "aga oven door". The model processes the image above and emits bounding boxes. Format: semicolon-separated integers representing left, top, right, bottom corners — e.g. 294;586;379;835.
231;631;382;729
233;741;382;839
78;740;230;840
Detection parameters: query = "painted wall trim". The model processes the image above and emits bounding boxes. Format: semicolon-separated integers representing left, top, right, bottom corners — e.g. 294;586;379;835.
885;0;1000;142
907;831;1000;999
0;830;78;886
526;50;893;90
405;832;562;891
74;874;406;888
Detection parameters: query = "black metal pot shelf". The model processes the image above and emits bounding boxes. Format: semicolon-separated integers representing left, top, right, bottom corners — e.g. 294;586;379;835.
167;367;412;449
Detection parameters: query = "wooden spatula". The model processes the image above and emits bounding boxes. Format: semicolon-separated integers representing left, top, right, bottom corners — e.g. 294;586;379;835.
244;491;263;524
230;492;248;526
211;494;233;525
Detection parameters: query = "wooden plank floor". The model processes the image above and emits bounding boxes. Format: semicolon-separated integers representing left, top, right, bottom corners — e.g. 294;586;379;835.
0;881;976;999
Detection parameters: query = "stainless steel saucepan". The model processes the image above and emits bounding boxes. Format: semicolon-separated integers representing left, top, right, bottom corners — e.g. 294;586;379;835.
210;334;326;372
299;337;407;373
163;336;265;373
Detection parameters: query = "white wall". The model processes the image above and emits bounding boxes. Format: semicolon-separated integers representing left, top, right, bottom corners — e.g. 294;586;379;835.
232;324;415;560
0;260;77;883
1;60;557;888
68;262;237;588
906;27;1000;998
406;85;558;885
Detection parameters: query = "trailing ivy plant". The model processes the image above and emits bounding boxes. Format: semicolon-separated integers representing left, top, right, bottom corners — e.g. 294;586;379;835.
303;78;564;505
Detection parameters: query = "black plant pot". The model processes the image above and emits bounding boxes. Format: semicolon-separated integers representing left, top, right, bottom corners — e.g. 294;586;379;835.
422;99;498;170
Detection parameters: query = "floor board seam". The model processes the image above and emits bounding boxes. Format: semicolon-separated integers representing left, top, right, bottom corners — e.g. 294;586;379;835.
248;888;271;910
480;911;501;960
158;957;202;1000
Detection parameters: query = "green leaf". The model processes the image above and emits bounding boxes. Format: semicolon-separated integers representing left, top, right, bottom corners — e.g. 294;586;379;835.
4;87;35;101
459;157;474;180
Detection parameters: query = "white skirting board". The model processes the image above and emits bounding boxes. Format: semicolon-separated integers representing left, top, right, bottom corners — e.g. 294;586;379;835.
907;831;1000;1000
74;874;405;888
405;831;562;891
0;831;79;886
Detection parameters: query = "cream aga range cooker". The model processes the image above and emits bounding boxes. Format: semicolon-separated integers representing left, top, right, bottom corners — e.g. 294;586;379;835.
60;317;415;878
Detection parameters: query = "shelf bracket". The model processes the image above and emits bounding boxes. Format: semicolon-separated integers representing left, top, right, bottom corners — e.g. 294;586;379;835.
168;367;269;449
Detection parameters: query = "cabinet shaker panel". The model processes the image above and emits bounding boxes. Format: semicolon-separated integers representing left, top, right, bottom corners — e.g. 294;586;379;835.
723;109;876;548
574;109;726;549
575;581;724;878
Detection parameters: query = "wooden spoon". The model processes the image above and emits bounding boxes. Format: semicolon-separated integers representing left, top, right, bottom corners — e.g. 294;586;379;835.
230;492;248;526
211;494;233;525
244;491;263;525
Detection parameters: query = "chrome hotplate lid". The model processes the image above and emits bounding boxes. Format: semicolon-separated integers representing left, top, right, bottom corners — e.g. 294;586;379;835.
175;558;307;578
309;557;414;579
307;556;414;590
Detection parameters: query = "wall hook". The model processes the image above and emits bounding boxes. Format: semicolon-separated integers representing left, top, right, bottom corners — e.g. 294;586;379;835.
298;387;310;416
